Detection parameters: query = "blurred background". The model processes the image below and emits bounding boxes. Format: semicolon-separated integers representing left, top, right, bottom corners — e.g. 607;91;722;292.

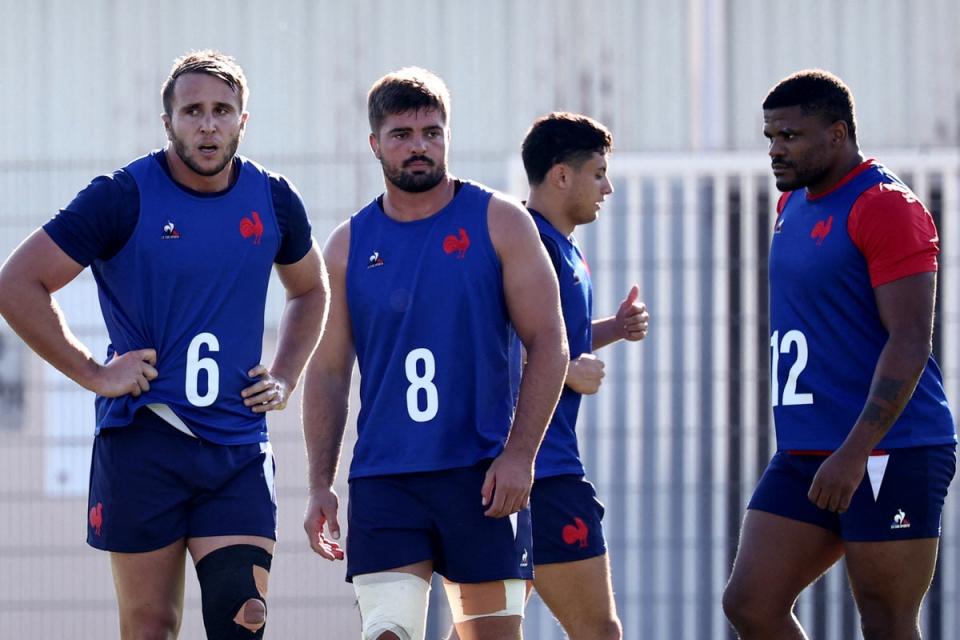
1;0;959;638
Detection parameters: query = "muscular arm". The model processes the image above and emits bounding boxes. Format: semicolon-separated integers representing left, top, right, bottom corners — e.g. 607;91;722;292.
301;222;354;558
808;271;936;511
0;230;156;396
242;241;330;411
483;195;568;516
843;272;934;448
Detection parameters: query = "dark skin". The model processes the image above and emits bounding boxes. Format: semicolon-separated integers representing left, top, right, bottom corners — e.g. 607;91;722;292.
763;105;862;196
725;105;942;640
763;105;934;514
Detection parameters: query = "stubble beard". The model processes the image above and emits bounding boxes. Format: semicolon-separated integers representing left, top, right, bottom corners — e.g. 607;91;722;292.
382;158;447;193
171;132;241;178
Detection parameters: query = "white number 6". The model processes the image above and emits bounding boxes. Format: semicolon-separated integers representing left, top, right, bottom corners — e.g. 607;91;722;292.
186;332;220;407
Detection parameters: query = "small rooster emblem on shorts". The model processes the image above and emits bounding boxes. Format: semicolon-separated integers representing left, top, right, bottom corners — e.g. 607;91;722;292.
562;517;589;548
89;502;104;536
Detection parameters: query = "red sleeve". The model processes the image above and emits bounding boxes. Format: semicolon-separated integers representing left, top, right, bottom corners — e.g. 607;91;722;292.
776;191;793;215
847;183;939;287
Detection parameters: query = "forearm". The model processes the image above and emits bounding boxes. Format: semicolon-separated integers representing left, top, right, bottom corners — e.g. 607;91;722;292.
301;366;351;490
0;279;99;389
269;286;328;387
504;328;568;459
841;337;930;455
591;316;622;350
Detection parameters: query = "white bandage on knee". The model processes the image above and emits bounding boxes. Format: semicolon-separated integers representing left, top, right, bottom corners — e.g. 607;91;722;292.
353;572;431;640
442;579;526;624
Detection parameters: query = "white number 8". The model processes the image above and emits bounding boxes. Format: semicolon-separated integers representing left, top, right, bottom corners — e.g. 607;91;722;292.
405;348;438;422
186;332;220;407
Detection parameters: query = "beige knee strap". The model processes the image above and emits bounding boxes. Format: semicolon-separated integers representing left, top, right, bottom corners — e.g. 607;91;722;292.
443;579;526;623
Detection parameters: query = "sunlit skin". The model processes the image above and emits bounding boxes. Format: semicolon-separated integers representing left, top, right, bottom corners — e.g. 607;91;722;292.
763;105;862;196
162;72;248;193
560;152;614;235
370;108;450;199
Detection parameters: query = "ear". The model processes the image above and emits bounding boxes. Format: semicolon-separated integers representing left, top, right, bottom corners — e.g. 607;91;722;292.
238;111;249;140
829;120;848;146
369;132;381;159
161;113;173;141
547;163;571;190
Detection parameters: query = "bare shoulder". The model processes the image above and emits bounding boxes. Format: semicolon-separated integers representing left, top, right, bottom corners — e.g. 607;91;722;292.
322;219;352;273
486;191;538;256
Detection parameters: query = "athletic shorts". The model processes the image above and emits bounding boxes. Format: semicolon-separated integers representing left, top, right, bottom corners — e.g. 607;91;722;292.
87;408;277;552
748;444;956;541
530;474;607;565
346;460;533;583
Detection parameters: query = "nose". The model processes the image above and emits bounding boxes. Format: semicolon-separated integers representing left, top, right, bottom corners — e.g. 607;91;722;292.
603;176;614;196
199;112;216;133
410;134;427;153
768;138;785;159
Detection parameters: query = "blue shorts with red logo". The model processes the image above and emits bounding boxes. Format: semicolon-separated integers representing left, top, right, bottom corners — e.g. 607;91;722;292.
749;445;956;541
87;408;277;552
346;460;533;583
530;474;607;565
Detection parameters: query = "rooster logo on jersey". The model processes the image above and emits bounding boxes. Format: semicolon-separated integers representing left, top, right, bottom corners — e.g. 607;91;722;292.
368;250;385;268
443;228;470;258
810;215;833;246
161;220;181;240
240;211;264;245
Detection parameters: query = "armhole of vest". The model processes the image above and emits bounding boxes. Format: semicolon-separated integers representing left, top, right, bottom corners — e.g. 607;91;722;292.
265;169;286;259
104;167;143;265
345;213;360;277
540;233;564;279
478;189;502;270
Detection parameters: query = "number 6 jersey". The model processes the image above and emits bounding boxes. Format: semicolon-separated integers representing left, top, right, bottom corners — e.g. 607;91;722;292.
44;150;313;444
769;160;956;451
346;181;518;478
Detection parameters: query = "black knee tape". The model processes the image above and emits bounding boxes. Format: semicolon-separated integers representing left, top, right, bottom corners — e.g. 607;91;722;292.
195;544;273;640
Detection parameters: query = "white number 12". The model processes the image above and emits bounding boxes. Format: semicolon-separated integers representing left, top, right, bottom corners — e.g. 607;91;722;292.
770;329;814;407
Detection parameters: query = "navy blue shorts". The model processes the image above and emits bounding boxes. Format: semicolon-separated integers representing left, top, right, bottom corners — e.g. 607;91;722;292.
346;460;533;583
749;445;956;541
87;409;277;552
530;474;607;565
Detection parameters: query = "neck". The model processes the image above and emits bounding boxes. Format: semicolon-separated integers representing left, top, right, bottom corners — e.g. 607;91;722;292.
381;175;456;221
164;144;235;193
807;149;865;198
526;191;575;237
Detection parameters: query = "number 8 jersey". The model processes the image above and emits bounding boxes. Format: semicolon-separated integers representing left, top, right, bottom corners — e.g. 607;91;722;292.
346;181;518;478
769;160;956;451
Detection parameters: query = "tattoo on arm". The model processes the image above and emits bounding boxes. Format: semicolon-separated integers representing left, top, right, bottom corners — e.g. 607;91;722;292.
861;377;914;428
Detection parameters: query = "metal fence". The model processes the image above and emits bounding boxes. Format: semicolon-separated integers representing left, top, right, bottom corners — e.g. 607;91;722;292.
1;149;958;639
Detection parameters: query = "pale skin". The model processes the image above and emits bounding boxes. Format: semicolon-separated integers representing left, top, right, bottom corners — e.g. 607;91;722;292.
302;107;568;639
0;71;329;639
723;105;942;640
449;149;648;640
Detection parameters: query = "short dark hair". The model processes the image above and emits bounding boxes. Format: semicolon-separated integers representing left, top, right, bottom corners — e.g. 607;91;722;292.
367;67;450;134
161;50;248;116
521;112;613;186
762;69;857;143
